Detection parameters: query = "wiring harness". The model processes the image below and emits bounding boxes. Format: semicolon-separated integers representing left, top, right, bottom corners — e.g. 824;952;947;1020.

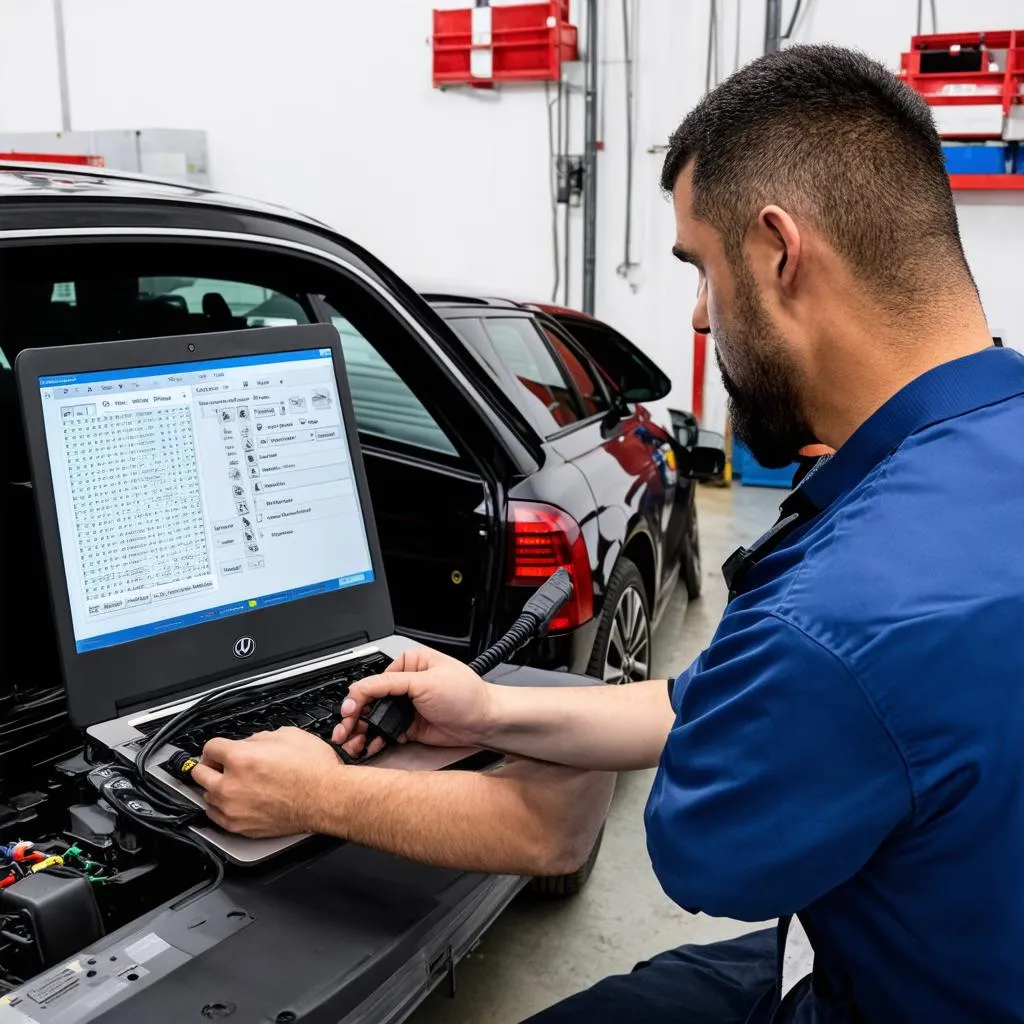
0;842;113;890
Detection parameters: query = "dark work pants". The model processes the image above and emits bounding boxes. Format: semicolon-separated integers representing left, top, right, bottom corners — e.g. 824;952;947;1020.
521;928;778;1024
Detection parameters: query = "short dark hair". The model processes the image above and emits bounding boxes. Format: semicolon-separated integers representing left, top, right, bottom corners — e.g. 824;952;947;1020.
662;45;971;296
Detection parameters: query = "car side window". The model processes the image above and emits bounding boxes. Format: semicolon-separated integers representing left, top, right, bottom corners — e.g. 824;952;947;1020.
0;259;314;483
322;302;457;457
4;272;310;348
540;325;609;419
137;277;311;328
481;317;584;435
554;316;671;405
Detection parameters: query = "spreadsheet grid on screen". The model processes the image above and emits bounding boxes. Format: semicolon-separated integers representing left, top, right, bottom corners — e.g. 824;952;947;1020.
39;348;375;653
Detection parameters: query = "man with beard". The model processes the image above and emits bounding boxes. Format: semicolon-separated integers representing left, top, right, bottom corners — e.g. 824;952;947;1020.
194;45;1024;1023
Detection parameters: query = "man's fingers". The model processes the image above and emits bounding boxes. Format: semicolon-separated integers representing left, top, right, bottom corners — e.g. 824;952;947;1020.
341;673;418;723
332;719;366;745
190;762;222;793
341;733;367;757
340;646;453;725
202;737;237;767
385;647;456;675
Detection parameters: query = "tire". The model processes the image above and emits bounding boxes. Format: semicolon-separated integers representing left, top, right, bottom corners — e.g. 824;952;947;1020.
681;490;702;600
586;558;652;685
528;826;605;898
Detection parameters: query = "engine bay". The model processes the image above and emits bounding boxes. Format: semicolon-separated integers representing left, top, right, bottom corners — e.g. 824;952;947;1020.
0;690;209;997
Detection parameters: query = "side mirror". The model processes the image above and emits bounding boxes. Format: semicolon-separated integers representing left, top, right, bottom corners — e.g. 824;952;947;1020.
669;409;726;481
620;376;670;404
685;430;726;481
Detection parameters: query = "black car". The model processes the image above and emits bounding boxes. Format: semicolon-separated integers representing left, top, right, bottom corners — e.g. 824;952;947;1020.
0;164;718;1023
410;293;713;684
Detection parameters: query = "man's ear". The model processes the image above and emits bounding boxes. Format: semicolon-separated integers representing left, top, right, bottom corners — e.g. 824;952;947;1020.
749;205;801;294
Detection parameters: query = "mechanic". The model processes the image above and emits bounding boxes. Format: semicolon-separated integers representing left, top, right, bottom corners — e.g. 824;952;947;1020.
193;45;1024;1023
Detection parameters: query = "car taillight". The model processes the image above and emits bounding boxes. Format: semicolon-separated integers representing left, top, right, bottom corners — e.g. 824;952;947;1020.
507;501;594;631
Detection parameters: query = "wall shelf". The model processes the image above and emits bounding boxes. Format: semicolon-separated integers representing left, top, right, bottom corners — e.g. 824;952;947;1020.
949;174;1024;190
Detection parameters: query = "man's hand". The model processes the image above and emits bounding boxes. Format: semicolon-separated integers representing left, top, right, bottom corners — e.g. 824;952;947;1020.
333;647;495;758
191;728;340;838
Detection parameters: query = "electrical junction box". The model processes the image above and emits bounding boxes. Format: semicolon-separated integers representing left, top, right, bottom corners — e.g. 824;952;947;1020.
0;129;209;185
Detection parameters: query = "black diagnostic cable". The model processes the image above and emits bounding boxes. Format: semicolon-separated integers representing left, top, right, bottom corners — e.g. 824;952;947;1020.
468;568;573;676
150;566;576;780
133;669;320;815
111;568;575;897
85;765;224;909
337;568;573;759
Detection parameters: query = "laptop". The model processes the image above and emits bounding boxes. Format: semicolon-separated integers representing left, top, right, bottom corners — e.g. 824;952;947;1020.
16;324;472;864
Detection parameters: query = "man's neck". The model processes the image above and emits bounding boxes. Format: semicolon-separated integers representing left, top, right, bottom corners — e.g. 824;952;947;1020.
805;298;993;451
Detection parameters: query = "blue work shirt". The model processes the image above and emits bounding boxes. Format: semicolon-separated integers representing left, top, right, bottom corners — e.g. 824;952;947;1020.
645;347;1024;1022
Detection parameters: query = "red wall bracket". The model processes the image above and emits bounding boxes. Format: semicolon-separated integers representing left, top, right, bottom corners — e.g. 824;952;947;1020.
432;2;579;88
899;29;1024;138
0;151;104;167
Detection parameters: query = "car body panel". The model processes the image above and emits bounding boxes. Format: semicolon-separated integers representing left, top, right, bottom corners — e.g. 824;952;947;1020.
429;298;696;653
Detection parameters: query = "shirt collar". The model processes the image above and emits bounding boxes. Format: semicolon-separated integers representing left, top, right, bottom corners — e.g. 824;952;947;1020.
798;347;1024;513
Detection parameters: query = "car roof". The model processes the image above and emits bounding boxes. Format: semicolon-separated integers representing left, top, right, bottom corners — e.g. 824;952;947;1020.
0;161;330;230
425;294;522;311
0;175;601;328
417;284;600;325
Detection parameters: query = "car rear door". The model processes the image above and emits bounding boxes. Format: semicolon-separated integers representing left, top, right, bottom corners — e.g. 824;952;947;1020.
473;311;674;614
551;313;691;594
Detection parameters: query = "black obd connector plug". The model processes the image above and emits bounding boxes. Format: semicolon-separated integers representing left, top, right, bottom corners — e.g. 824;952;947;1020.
468;568;573;677
363;695;417;747
339;568;574;763
520;567;574;635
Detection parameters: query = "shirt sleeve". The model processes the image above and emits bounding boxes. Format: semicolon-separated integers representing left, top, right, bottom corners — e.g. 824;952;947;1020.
644;610;913;922
667;655;703;714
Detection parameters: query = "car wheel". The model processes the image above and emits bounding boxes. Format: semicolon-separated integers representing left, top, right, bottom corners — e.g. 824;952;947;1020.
587;558;651;684
528;826;604;898
681;490;702;600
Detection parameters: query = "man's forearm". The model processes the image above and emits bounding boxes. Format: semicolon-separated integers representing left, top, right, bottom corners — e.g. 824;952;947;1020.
481;679;675;770
309;759;615;876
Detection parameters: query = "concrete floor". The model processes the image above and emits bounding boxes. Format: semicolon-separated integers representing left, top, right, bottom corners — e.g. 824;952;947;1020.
410;483;783;1024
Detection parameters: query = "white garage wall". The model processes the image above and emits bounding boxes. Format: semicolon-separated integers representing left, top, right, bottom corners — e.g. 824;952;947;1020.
0;0;1021;431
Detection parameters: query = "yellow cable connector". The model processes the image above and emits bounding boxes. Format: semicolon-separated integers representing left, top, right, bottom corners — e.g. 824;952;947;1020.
29;855;64;873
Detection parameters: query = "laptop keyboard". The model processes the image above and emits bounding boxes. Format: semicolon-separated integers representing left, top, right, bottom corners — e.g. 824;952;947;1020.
136;653;390;755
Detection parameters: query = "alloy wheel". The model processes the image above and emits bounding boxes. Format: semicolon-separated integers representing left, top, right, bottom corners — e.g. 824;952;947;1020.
603;586;651;684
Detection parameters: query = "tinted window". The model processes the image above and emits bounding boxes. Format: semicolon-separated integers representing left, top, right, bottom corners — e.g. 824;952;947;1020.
555;316;671;403
541;326;608;418
138;276;310;328
482;317;583;435
324;304;457;457
0;265;309;483
5;272;308;348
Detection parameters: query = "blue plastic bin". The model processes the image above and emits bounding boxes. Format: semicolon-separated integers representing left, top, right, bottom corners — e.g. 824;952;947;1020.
941;144;1008;175
733;440;797;488
1014;144;1024;175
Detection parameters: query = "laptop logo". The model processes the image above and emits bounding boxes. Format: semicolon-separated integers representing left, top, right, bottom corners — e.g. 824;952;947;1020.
233;636;256;659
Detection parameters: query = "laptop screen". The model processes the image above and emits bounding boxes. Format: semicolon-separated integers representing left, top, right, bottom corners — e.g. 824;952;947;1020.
38;347;375;654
